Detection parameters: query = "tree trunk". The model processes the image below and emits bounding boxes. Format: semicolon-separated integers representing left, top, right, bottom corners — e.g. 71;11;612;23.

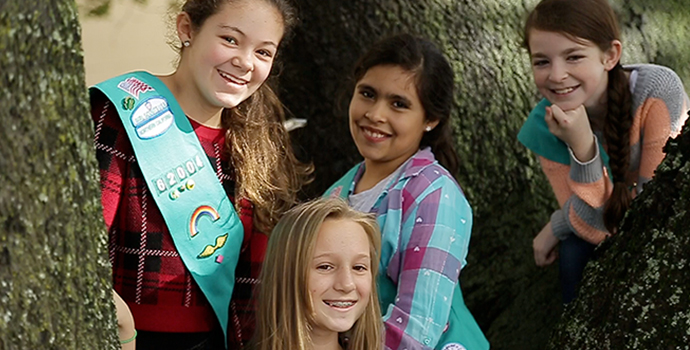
279;0;690;349
0;1;118;349
547;115;690;349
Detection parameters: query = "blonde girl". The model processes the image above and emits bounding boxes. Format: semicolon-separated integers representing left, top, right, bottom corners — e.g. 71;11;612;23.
252;198;382;350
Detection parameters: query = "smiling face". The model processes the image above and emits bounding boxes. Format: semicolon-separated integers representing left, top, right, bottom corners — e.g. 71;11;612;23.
528;29;618;112
308;218;372;338
349;65;437;173
178;0;284;110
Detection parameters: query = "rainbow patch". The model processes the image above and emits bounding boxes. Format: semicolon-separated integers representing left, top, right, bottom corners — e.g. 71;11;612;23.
190;205;220;237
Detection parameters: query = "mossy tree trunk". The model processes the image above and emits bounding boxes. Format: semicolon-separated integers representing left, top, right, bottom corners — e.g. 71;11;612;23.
547;116;690;349
0;1;118;349
278;0;690;349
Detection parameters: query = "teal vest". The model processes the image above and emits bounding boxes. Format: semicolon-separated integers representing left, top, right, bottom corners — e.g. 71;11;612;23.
91;72;243;346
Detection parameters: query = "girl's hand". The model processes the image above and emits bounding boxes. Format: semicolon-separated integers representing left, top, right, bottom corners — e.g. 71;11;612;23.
113;290;136;350
545;104;596;162
533;222;559;267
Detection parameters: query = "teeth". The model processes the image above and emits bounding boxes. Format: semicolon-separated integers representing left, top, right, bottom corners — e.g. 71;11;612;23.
553;87;576;94
326;301;355;308
363;128;386;139
218;71;246;85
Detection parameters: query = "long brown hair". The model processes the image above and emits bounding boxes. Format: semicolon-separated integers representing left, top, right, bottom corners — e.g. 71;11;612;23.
524;0;632;233
181;0;312;233
252;198;383;350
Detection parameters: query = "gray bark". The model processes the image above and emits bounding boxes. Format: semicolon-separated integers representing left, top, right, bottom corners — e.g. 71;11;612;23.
278;0;690;349
0;1;118;349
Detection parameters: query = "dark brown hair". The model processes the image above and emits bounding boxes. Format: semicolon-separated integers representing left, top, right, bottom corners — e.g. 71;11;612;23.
181;0;311;233
352;33;460;176
524;0;632;233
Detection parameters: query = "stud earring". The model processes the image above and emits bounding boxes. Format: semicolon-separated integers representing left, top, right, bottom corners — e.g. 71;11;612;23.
425;126;432;132
183;40;190;47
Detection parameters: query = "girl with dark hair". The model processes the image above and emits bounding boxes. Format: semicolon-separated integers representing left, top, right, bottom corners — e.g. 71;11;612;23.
519;0;689;303
89;0;310;348
325;33;488;350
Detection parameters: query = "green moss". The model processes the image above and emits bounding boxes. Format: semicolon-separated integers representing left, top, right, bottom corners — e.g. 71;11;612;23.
0;1;118;349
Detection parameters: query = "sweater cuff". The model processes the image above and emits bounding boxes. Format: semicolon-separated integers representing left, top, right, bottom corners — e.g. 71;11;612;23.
568;134;604;184
550;209;572;241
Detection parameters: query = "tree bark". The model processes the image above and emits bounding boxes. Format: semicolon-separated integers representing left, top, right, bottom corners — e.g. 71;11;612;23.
279;0;690;349
0;1;118;349
547;115;690;349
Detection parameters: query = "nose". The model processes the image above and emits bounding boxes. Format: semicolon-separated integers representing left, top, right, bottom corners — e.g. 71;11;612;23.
364;102;386;123
548;61;568;82
334;268;355;292
231;49;253;73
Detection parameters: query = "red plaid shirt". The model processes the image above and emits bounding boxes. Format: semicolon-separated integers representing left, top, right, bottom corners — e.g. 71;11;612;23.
91;91;266;347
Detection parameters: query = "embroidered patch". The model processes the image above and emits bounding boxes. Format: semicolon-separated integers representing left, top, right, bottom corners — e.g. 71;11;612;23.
441;343;467;350
117;77;154;99
190;206;220;238
198;233;228;259
153;155;205;196
130;97;173;139
122;97;136;110
331;186;342;198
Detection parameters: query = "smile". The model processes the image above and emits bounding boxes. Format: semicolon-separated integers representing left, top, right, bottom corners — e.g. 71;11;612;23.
551;86;578;95
323;300;357;309
361;126;390;140
218;70;248;86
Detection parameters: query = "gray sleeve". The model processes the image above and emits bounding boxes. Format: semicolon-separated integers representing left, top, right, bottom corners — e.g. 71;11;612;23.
550;209;572;241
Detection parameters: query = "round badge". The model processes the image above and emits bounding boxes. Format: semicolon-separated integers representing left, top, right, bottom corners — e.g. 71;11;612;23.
121;97;136;110
186;179;195;190
441;343;467;350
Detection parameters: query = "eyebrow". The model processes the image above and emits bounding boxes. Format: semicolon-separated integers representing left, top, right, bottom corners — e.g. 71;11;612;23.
218;25;278;48
357;83;414;106
312;252;371;260
531;47;584;59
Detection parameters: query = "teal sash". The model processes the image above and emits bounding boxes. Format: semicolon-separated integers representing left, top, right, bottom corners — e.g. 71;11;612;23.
91;71;243;346
518;98;611;177
326;167;489;349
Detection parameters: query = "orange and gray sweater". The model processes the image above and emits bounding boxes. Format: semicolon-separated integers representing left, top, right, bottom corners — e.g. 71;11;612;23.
536;64;689;244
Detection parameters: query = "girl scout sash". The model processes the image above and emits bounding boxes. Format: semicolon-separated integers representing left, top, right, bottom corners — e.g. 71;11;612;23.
518;98;612;178
326;167;489;350
91;71;242;346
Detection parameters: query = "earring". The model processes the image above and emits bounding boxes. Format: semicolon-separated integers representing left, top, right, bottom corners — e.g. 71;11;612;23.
183;40;190;47
425;126;432;132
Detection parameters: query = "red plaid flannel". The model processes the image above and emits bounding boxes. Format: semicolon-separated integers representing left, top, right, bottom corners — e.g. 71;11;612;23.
91;91;265;347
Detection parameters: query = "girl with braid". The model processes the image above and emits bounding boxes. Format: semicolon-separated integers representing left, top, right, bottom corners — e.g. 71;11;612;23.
519;0;689;303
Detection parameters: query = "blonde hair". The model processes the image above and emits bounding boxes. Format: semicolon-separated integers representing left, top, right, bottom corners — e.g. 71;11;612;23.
252;198;383;350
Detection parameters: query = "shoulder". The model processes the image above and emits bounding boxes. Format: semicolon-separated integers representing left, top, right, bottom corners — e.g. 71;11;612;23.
627;64;688;132
628;64;686;110
324;162;362;198
404;162;470;211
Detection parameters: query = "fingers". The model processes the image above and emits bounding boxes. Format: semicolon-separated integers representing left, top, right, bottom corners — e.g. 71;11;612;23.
544;106;558;131
534;246;557;267
544;249;558;265
549;104;567;125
